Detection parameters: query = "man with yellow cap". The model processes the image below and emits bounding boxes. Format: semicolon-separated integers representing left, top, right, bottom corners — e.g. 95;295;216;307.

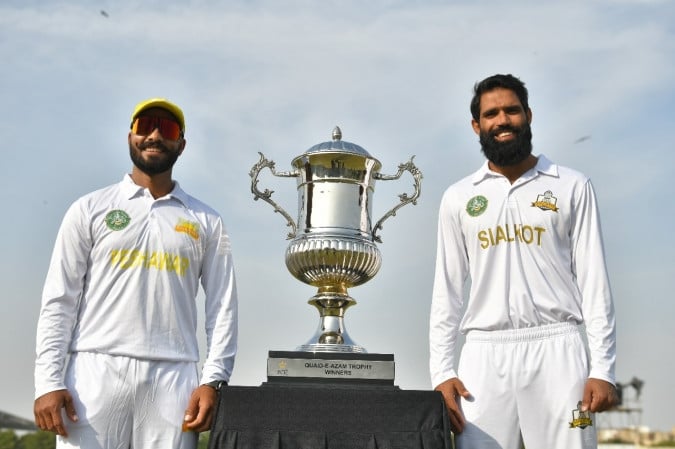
33;98;238;449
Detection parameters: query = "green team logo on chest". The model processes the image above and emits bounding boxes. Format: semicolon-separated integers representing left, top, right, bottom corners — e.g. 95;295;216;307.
105;209;131;231
466;195;488;217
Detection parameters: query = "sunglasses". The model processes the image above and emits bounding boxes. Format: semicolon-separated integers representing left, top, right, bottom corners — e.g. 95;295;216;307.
131;116;182;140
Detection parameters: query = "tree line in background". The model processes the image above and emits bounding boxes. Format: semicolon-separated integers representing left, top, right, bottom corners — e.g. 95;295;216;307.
0;430;211;449
0;431;53;449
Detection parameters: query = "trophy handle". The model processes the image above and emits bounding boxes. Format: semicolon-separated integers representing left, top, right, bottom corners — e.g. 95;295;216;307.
372;156;422;243
250;152;299;239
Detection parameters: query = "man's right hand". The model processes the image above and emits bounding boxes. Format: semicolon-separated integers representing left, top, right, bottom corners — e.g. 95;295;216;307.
34;389;78;437
435;377;472;434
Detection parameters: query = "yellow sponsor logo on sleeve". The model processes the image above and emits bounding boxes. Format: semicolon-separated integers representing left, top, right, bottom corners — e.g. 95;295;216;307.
110;249;190;275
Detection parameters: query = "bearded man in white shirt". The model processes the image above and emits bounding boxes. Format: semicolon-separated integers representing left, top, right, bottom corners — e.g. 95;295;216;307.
34;98;238;449
429;74;617;449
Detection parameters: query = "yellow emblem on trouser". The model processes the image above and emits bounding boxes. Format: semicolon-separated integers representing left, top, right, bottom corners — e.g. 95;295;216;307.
569;401;593;429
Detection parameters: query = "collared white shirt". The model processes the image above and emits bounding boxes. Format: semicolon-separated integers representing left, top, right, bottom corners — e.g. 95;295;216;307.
35;175;238;398
429;155;615;388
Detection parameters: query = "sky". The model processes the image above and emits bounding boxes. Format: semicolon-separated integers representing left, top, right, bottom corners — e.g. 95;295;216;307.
1;0;674;433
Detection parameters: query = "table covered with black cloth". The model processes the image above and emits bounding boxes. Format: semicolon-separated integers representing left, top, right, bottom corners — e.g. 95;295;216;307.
207;384;452;449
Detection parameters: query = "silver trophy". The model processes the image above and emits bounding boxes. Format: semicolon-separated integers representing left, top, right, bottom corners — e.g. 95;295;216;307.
250;126;422;353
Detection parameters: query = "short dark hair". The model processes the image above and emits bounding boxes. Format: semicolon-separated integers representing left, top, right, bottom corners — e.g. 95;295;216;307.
470;74;529;121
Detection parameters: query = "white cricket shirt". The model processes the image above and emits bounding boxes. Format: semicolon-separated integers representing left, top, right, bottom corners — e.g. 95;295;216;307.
429;155;616;388
35;175;238;398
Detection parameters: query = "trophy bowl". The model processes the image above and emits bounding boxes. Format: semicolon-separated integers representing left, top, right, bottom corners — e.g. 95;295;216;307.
250;126;421;352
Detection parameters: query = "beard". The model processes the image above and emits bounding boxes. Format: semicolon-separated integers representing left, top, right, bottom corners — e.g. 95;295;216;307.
129;141;180;175
479;122;533;167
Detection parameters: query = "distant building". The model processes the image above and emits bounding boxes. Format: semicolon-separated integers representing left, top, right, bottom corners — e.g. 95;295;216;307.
598;426;675;447
0;410;37;431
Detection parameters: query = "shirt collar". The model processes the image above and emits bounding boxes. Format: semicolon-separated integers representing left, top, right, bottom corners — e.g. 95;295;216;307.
471;154;558;184
120;174;189;205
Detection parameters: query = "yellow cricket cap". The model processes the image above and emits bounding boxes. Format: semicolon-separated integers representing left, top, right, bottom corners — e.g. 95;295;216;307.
131;98;185;132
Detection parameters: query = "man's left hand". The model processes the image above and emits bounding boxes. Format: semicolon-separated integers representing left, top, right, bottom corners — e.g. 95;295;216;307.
183;385;219;432
582;378;618;413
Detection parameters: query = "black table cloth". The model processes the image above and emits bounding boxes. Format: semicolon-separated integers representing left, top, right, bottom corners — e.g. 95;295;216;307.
207;384;452;449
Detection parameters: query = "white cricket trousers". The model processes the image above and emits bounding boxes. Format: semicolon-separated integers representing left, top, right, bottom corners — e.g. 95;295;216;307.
455;322;598;449
57;352;199;449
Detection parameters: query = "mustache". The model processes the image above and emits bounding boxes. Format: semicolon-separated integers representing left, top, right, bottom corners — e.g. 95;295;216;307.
488;125;520;138
139;141;169;152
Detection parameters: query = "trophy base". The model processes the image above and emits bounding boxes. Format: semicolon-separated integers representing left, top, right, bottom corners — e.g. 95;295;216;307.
266;351;395;386
296;343;366;353
297;317;366;353
302;294;367;352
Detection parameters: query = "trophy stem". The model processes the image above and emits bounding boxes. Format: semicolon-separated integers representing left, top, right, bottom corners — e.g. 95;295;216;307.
296;291;367;353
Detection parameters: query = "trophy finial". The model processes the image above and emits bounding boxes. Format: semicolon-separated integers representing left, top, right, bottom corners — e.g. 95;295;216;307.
332;126;342;141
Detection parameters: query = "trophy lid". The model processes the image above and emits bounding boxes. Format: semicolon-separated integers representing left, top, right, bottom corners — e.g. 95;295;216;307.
304;126;374;157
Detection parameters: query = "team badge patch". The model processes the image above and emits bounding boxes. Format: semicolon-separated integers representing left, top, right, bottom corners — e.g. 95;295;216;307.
531;190;559;212
466;195;488;217
105;210;131;231
175;219;200;240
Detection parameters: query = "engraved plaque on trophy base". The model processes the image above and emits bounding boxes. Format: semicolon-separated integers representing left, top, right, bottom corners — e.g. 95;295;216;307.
265;351;395;387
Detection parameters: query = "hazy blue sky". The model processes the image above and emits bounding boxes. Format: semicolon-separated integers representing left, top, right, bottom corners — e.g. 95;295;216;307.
1;0;673;432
